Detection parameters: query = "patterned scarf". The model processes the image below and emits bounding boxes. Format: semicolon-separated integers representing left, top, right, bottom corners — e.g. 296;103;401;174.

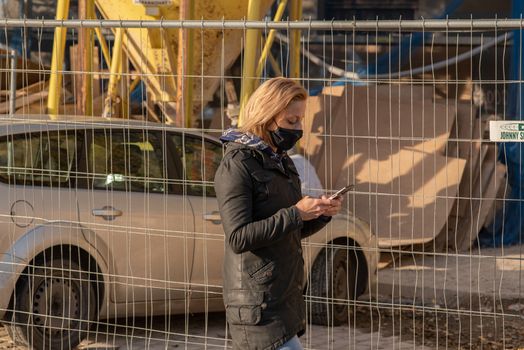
219;128;282;161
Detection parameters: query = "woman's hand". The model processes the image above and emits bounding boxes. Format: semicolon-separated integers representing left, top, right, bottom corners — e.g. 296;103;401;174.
295;196;332;221
321;195;343;217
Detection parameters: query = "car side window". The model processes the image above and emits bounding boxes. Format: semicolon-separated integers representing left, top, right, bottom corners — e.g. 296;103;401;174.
170;134;222;197
87;130;166;193
0;130;79;186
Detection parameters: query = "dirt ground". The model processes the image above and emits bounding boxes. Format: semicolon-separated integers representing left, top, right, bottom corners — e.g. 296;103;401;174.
368;245;524;349
1;306;522;349
353;298;524;349
0;310;425;350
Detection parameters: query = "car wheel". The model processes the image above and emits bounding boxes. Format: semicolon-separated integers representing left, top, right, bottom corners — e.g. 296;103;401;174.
4;321;27;346
308;246;358;326
10;257;97;350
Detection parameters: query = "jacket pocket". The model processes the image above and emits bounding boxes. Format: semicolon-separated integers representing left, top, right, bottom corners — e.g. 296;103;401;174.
248;260;277;284
251;170;275;201
225;289;264;326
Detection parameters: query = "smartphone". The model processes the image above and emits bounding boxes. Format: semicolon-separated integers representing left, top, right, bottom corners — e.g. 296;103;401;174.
328;184;354;200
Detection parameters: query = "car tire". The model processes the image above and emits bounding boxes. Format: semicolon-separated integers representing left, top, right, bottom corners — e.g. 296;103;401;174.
10;257;97;350
308;246;359;326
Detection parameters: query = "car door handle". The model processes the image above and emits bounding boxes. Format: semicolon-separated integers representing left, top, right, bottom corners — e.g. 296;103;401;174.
92;206;123;221
203;211;221;224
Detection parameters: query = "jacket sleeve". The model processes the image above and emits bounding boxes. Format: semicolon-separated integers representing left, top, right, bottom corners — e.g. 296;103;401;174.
301;215;331;239
214;152;304;254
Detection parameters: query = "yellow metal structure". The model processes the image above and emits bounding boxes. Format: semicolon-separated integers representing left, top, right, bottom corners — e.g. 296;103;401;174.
176;0;196;128
239;0;263;125
255;0;287;80
184;0;194;128
82;0;94;116
94;26;111;67
239;0;300;126
268;52;282;77
47;0;70;118
129;76;141;94
102;28;124;118
289;0;302;79
94;0;273;125
120;50;130;119
46;0;302;125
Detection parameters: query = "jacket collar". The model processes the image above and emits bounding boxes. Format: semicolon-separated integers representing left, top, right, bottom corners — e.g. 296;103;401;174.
224;141;291;176
220;128;283;162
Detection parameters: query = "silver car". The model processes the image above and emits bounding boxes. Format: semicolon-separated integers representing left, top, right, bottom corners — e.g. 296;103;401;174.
0;116;378;349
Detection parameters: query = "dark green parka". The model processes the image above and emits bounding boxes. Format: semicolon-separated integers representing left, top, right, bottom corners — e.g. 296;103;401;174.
214;141;330;350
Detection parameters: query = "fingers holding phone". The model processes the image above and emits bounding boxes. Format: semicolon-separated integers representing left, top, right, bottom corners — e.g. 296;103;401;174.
296;185;352;220
295;196;332;221
321;194;343;217
324;184;353;216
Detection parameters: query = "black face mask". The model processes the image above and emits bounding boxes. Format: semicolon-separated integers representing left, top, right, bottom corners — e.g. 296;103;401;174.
269;126;303;153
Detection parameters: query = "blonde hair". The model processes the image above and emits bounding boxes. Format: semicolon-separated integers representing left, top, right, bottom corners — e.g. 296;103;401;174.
239;77;307;146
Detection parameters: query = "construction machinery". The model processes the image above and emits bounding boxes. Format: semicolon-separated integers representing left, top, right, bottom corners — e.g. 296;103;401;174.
45;0;303;127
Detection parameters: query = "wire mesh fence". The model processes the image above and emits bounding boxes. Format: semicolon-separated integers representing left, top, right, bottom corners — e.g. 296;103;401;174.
0;17;522;349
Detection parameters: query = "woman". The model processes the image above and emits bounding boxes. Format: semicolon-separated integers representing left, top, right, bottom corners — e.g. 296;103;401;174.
214;77;342;350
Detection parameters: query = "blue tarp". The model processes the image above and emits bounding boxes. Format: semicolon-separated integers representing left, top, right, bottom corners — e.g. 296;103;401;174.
478;143;524;246
309;0;464;96
478;1;524;247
